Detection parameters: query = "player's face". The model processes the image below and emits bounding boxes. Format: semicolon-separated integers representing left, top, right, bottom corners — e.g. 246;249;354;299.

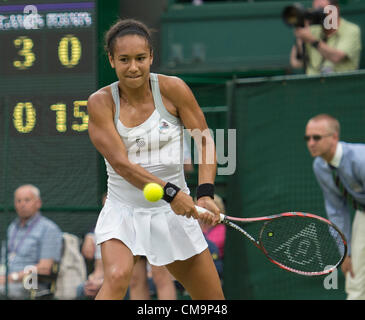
305;120;337;159
14;187;42;220
109;34;153;89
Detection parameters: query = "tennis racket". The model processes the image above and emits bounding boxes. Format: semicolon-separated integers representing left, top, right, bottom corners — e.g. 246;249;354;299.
196;206;347;276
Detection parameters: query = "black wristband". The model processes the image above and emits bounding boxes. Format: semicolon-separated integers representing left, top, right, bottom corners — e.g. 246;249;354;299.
311;40;320;49
196;183;215;200
163;182;181;203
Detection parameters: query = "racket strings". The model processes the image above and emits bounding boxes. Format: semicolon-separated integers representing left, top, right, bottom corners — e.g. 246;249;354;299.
260;217;346;273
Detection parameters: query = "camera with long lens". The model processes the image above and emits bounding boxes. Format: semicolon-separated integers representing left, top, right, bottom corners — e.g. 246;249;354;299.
282;3;326;28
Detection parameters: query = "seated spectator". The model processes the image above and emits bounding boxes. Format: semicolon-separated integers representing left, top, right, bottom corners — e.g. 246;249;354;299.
81;230;97;262
77;236;103;299
0;184;63;299
77;193;107;299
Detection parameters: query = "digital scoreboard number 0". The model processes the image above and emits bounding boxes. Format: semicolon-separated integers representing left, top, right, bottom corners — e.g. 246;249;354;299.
12;34;83;70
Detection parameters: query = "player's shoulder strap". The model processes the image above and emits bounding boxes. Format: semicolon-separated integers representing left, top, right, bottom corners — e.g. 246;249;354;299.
110;81;121;127
150;73;181;126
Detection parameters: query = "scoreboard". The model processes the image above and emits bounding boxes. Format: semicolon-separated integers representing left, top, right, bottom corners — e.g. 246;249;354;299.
0;0;100;209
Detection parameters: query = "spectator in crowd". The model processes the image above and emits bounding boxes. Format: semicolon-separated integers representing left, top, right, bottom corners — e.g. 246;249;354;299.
290;0;361;75
77;194;106;299
81;229;98;262
0;184;63;299
81;193;107;263
77;234;104;299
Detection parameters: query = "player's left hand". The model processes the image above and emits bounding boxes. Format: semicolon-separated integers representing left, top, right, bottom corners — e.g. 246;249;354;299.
196;196;221;226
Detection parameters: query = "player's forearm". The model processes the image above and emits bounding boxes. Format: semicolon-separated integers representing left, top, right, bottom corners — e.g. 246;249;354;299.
197;137;217;184
198;163;217;185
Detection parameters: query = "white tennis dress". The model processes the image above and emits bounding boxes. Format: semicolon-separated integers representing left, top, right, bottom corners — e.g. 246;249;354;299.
94;73;208;266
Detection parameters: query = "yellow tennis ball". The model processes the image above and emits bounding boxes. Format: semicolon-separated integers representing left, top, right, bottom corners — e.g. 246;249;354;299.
143;183;164;202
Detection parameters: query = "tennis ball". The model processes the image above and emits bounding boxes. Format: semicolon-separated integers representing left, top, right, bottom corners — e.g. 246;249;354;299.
143;183;164;202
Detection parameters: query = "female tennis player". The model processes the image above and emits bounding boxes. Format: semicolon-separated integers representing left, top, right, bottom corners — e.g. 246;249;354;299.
87;19;224;300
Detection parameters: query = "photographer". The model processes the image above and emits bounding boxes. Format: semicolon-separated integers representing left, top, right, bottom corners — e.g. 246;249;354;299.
290;0;361;75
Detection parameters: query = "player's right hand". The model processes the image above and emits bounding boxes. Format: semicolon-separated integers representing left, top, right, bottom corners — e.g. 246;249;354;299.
170;191;199;219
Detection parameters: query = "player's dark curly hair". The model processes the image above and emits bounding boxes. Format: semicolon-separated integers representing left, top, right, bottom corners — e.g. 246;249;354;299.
104;18;153;56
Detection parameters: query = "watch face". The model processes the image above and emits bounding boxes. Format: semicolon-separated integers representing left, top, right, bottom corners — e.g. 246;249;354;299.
166;187;176;197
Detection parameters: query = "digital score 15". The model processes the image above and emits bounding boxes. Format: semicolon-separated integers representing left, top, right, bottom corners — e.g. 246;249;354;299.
11;98;89;136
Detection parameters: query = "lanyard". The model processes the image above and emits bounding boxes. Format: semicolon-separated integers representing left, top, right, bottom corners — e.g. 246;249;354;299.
329;165;365;212
8;214;41;256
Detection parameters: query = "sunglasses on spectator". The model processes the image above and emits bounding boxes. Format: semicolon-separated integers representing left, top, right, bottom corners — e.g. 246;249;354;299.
304;134;332;142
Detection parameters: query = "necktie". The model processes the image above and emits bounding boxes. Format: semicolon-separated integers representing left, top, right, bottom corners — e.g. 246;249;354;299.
329;165;365;211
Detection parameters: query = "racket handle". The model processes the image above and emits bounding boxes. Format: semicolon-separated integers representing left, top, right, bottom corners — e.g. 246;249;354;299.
195;205;225;223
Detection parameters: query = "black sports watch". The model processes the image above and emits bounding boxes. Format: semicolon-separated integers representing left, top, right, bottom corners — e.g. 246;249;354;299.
162;182;180;203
